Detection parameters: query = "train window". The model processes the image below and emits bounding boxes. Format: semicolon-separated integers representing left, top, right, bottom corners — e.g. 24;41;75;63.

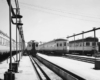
60;43;62;46
64;42;66;46
36;44;38;47
86;42;90;46
92;42;96;46
57;43;59;47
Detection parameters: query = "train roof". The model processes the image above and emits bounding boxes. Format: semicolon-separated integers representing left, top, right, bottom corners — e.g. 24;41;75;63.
69;37;98;43
54;39;67;41
39;38;67;46
0;30;16;41
46;38;67;43
27;40;39;45
0;30;9;38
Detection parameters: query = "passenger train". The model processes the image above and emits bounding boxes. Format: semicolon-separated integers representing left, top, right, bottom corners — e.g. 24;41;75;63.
36;39;68;55
27;37;99;56
0;30;22;59
68;37;98;55
26;40;38;56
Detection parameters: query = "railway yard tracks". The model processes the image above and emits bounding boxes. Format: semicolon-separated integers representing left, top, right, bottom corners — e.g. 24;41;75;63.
29;53;100;80
29;55;63;80
64;54;97;64
34;55;85;80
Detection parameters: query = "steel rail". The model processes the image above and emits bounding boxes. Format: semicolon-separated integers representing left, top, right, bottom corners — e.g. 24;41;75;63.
29;55;42;80
37;55;85;80
64;54;95;64
32;57;51;80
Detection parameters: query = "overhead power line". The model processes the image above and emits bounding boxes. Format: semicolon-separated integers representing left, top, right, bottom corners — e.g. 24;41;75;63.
18;2;100;20
2;1;100;22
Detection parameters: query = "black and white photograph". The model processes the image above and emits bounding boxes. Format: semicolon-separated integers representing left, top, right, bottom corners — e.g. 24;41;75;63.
0;0;100;80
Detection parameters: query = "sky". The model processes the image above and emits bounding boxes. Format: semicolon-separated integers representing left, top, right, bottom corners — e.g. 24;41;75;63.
1;0;100;43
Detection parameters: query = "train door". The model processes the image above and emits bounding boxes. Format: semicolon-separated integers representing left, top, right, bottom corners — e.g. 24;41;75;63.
63;41;68;54
31;42;37;57
63;42;66;50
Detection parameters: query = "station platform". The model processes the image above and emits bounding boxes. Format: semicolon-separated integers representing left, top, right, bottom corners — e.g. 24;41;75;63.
37;53;100;80
15;56;39;80
0;54;17;79
0;58;9;79
0;54;39;80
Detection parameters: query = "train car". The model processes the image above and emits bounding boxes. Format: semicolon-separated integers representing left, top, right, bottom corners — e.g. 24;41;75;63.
0;30;23;59
98;42;100;52
26;40;37;57
37;37;99;56
36;39;68;55
68;37;99;56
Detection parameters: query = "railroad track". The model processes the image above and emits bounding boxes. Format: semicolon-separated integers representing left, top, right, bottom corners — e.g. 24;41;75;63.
29;55;63;80
36;55;85;80
64;54;97;64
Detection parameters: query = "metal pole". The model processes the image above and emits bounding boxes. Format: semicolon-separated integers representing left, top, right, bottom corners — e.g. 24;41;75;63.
18;7;20;61
82;31;84;55
67;36;69;53
15;0;19;61
16;8;18;62
9;0;12;71
74;34;75;53
66;27;100;38
93;28;96;55
17;28;19;61
19;33;21;61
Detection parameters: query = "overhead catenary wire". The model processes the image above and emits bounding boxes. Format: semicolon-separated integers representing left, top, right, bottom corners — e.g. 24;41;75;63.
2;0;100;22
18;2;100;23
2;0;100;19
18;2;100;19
